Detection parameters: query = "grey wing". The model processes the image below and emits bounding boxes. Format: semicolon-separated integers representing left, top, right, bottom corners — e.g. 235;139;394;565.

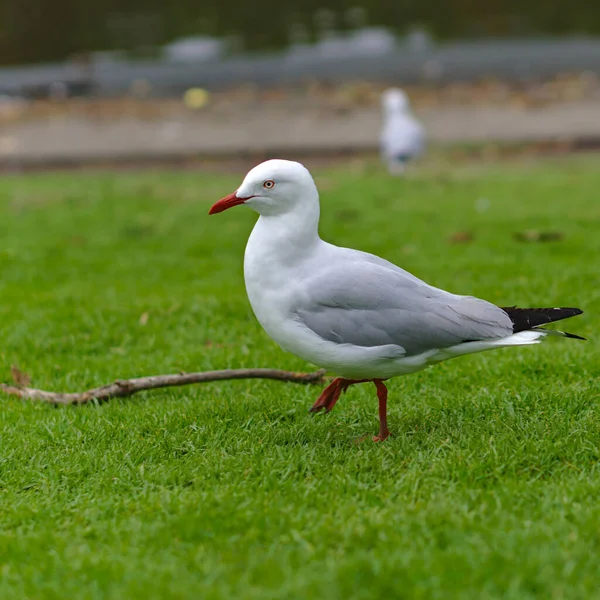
293;260;513;356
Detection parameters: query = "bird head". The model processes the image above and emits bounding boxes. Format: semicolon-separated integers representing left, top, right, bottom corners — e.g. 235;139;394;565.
381;88;410;114
209;159;319;217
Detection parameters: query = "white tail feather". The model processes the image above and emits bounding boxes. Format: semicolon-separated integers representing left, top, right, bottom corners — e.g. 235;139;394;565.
433;330;547;362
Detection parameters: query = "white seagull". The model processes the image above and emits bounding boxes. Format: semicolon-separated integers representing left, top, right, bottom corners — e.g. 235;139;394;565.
380;88;425;175
209;159;584;441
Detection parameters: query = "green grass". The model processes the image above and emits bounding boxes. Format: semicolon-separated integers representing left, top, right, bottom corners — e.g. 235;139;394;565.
0;156;599;599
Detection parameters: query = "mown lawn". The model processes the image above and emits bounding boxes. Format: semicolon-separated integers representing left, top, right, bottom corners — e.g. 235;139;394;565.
0;156;598;599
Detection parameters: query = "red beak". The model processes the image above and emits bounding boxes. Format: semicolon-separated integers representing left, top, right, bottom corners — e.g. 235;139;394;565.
209;192;254;215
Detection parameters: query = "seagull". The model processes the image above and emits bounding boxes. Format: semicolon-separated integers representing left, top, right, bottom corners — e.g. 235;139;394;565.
209;159;584;441
380;88;425;175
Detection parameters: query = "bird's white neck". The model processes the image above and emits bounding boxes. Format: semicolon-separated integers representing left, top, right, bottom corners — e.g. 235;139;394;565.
246;199;321;267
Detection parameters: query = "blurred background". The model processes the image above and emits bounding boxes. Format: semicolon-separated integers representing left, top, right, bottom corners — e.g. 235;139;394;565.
1;0;600;169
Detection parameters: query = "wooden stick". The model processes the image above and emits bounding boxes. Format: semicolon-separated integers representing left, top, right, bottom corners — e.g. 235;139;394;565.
0;368;327;406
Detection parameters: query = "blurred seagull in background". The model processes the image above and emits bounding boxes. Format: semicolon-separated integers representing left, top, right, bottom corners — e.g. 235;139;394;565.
209;159;584;441
380;87;425;175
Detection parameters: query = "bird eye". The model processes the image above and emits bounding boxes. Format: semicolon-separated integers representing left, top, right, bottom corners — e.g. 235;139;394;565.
263;180;275;189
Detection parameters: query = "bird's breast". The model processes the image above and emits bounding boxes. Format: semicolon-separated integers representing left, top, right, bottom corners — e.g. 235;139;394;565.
243;242;294;332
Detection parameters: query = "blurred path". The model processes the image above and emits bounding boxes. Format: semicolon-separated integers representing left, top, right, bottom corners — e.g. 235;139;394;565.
2;100;600;166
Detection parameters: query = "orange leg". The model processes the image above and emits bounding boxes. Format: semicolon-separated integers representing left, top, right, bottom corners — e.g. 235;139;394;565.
372;380;390;442
309;377;344;413
309;378;370;413
310;377;391;441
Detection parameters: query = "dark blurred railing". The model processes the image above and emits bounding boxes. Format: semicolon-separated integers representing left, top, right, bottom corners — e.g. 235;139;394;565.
2;38;600;99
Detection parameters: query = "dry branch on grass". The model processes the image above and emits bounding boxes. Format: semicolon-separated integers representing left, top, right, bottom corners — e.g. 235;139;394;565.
0;368;327;406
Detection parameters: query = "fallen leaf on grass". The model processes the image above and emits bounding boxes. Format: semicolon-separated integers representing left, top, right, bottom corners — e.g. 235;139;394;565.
448;231;474;244
10;365;31;387
513;230;565;242
334;209;358;222
204;340;224;349
69;235;86;247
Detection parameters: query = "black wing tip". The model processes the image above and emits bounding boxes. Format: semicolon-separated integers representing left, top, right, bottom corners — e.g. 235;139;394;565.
563;331;587;341
502;306;583;315
500;306;585;335
559;307;584;316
